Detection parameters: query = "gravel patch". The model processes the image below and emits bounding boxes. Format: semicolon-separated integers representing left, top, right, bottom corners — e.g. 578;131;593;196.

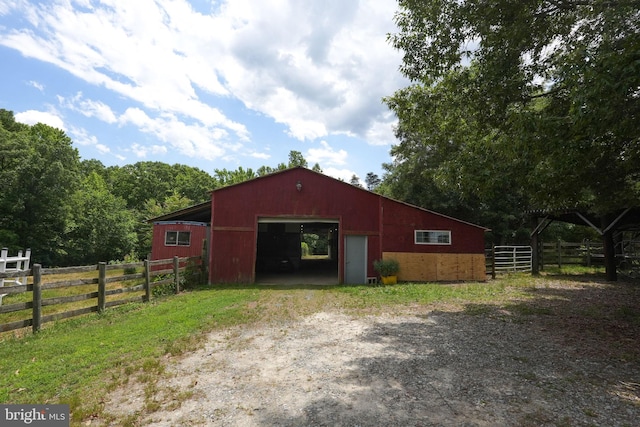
101;281;640;426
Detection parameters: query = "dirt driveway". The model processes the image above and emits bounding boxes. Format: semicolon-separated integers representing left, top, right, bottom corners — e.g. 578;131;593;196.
103;279;640;426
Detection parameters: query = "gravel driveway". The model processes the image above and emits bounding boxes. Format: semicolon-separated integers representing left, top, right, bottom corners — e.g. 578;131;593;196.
103;280;640;426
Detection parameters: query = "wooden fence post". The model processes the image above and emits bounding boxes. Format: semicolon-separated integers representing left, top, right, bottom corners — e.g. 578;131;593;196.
98;262;107;313
586;240;592;267
173;256;180;294
491;245;496;280
557;240;562;268
144;260;151;302
32;264;42;333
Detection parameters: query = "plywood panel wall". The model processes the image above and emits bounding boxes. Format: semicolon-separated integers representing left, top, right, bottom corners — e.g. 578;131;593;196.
383;252;486;282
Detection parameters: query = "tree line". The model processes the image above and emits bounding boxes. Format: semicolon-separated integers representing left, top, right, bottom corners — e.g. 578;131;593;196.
0;109;386;266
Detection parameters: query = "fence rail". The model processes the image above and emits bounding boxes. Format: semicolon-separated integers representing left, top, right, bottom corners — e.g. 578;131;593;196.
541;241;604;268
488;246;533;276
485;240;627;277
0;256;202;334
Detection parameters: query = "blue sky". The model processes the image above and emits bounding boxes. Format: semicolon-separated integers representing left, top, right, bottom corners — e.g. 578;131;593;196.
0;0;408;183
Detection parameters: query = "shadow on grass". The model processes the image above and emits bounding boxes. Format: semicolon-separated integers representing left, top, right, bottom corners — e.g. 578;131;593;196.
254;276;640;426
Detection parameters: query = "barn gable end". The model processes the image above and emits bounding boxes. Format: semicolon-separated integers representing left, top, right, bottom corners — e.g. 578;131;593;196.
150;167;488;284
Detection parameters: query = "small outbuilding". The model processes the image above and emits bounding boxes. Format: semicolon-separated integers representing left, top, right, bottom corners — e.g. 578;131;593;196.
150;167;488;284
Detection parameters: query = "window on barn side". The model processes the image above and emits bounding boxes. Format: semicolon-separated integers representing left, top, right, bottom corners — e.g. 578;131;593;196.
415;230;451;245
165;231;191;246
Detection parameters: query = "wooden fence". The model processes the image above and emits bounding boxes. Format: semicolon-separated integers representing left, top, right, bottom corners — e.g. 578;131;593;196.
540;241;604;268
0;256;202;334
485;241;606;277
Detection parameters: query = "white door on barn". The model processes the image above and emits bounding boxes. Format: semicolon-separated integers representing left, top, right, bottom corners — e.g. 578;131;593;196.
344;235;367;284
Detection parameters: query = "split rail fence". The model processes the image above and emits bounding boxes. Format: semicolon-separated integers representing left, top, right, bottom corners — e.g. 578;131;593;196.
0;256;201;334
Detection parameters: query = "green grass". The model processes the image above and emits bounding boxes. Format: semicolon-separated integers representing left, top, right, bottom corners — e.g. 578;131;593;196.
0;286;260;416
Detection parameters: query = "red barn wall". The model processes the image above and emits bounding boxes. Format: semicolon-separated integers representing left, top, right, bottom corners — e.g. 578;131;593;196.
209;168;382;283
151;221;208;264
207;168;487;284
380;198;486;254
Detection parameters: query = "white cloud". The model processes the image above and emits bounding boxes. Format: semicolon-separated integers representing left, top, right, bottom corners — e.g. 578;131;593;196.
95;143;110;154
27;80;44;91
323;167;360;183
250;151;271;160
119;107;227;160
14;109;65;130
1;0;406;163
129;142;167;158
68;126;99;146
306;141;348;166
59;93;118;124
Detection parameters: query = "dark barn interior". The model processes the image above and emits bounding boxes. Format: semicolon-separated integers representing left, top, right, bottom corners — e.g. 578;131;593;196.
255;221;339;285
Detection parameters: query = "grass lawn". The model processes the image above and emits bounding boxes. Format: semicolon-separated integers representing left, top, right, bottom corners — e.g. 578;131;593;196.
1;268;637;425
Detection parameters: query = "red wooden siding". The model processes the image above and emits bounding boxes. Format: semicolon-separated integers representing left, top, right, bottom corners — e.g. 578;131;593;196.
151;221;208;262
207;168;487;283
380;198;486;254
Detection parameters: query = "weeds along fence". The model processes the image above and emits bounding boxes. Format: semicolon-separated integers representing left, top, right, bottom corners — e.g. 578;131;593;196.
0;256;202;334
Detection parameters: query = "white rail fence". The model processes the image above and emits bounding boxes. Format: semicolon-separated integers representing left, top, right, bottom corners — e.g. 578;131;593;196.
493;245;533;274
0;248;31;305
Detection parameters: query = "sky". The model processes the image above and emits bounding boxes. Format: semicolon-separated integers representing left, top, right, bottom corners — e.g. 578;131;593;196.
0;0;409;184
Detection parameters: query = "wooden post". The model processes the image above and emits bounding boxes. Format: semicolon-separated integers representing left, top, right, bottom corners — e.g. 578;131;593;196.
602;224;617;281
531;237;539;276
0;247;6;290
98;262;107;313
173;256;180;294
491;245;496;279
32;264;42;333
586;240;592;267
144;260;151;302
557;240;562;268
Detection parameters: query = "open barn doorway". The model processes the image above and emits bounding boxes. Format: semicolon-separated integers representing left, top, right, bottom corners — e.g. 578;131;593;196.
255;218;339;285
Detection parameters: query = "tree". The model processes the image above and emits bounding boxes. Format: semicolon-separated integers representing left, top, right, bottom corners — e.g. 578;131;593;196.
0;111;81;265
106;162;177;211
173;165;218;203
288;150;308;168
65;172;137;264
365;172;381;191
349;174;363;188
213;167;257;187
386;0;640;276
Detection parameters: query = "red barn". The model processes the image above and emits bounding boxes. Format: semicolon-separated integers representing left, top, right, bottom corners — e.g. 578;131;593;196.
150;167;488;284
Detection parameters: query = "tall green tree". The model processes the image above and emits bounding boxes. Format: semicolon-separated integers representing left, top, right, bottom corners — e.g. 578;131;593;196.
387;0;640;214
213;167;257;186
0;111;81;265
287;150;308;168
385;0;640;266
106;162;177;211
65;172;137;265
365;172;381;191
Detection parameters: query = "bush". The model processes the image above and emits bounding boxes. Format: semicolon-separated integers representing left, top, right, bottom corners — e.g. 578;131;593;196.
182;258;204;289
373;259;400;277
151;274;176;297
